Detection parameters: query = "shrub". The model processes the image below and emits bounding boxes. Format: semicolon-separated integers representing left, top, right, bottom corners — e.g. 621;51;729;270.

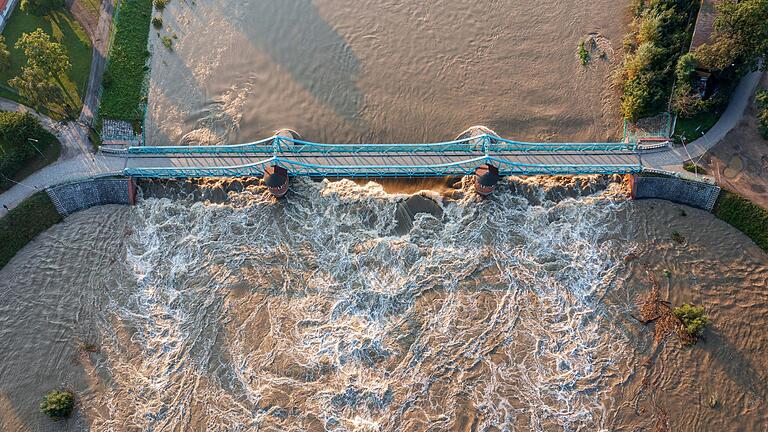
671;230;685;243
154;0;169;10
40;390;74;419
161;36;173;50
673;304;710;338
152;16;163;29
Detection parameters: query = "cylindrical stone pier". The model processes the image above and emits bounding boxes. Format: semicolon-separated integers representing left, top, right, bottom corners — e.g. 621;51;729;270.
474;164;499;196
264;165;289;198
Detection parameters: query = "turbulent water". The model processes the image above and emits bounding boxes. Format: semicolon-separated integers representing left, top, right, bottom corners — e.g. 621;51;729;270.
1;177;766;431
145;0;624;145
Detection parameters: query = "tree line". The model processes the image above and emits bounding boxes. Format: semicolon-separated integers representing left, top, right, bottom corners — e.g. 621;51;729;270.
671;0;768;119
619;0;768;122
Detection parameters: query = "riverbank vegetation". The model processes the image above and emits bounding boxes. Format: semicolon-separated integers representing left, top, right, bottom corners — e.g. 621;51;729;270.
0;3;92;118
671;0;768;140
619;0;699;121
99;0;153;121
0;111;60;192
714;190;768;252
757;88;768;139
0;191;61;269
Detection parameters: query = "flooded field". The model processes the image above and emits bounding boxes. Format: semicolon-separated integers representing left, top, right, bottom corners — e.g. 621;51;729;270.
0;177;766;431
145;0;626;146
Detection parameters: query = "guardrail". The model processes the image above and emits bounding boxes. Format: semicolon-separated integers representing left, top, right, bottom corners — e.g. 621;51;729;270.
122;134;636;155
123;154;642;178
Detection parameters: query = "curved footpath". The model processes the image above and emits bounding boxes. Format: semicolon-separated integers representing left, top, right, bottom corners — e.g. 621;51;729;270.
0;68;763;216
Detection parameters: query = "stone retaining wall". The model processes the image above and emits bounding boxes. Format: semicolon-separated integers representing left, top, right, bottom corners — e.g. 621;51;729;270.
46;177;134;217
632;174;721;211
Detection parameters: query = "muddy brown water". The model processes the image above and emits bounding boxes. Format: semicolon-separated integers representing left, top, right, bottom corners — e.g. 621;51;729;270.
145;0;624;146
0;177;766;431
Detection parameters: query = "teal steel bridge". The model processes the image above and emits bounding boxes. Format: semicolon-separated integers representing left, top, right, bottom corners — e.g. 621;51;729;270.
119;133;643;178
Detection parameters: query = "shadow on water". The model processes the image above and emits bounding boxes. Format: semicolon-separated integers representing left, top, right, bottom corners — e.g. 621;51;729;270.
214;0;364;122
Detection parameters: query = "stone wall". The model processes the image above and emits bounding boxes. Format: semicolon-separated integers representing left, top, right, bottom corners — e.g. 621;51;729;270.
632;174;721;211
46;177;134;217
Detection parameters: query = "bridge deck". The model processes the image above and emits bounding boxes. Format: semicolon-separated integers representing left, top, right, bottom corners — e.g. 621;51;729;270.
123;151;642;177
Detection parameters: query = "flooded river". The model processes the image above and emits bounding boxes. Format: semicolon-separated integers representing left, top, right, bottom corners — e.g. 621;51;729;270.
145;0;624;146
1;0;766;430
0;177;766;431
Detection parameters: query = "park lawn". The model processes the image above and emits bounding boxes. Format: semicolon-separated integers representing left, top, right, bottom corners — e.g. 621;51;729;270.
0;191;62;269
673;109;721;144
99;0;152;121
0;6;93;119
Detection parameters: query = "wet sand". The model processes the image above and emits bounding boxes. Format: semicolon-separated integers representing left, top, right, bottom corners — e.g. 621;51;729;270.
0;179;765;431
145;0;626;146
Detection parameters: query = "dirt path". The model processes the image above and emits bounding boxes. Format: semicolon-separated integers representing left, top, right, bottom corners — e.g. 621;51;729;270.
80;0;115;126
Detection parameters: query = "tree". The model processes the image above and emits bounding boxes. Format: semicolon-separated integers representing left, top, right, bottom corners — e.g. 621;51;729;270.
20;0;64;15
8;66;61;109
0;36;9;71
15;29;70;77
8;29;69;109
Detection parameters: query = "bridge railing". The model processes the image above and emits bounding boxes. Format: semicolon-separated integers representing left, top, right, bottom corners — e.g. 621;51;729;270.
123;134;636;155
123;154;642;178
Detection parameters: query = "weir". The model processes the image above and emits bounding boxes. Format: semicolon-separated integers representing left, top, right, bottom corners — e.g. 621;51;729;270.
111;127;643;197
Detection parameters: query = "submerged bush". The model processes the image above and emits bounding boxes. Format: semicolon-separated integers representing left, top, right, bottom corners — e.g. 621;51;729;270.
673;304;710;338
578;41;590;66
40;390;74;419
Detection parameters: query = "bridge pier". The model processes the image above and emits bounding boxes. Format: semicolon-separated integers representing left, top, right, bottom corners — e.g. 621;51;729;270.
264;165;289;198
474;164;500;196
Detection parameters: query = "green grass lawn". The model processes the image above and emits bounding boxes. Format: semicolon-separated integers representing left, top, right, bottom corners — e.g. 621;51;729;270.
99;0;152;121
0;191;62;269
0;6;93;119
673;109;721;144
714;190;768;253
